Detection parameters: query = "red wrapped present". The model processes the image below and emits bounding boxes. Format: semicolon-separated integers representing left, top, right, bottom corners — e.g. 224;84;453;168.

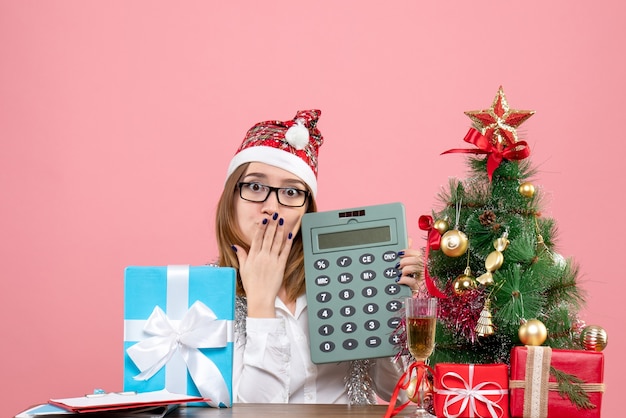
434;363;509;418
509;346;605;418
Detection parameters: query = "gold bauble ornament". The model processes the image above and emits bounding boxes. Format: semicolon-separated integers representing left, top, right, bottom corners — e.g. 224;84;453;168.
580;325;608;352
440;229;469;257
519;182;535;198
405;371;432;403
453;267;477;295
518;319;547;346
434;219;450;235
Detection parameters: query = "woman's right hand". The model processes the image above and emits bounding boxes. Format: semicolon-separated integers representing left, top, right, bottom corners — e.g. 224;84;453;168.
231;212;295;318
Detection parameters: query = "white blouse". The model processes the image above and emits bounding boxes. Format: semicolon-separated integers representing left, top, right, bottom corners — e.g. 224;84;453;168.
232;294;405;404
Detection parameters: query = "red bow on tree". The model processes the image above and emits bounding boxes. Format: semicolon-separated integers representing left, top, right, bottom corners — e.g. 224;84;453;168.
442;128;531;181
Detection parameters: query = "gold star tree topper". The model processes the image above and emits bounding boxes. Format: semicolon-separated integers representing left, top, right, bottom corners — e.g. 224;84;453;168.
464;86;535;147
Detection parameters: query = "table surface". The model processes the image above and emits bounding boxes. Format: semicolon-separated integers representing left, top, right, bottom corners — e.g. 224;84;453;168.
170;404;395;417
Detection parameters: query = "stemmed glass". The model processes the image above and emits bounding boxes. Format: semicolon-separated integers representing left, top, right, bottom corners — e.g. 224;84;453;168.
404;297;437;417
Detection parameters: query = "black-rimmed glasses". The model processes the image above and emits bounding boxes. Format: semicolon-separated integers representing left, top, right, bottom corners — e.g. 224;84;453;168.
237;182;310;207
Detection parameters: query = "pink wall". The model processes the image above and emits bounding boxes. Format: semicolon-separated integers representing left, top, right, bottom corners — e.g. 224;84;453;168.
1;1;622;416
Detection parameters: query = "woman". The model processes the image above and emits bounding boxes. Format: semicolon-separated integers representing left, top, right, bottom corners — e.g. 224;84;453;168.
215;109;423;404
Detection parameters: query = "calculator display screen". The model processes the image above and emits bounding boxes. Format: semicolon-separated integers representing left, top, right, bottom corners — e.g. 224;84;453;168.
317;226;391;250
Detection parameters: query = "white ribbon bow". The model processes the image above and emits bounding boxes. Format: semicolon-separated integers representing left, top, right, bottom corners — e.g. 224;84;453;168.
437;365;507;418
126;301;230;407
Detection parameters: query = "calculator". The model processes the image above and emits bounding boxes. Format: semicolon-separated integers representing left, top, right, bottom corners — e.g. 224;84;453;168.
301;202;412;364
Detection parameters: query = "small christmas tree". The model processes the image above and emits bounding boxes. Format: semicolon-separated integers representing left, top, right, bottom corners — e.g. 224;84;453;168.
419;87;587;366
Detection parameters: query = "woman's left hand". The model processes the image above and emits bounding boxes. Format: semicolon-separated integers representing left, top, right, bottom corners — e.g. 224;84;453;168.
395;238;424;293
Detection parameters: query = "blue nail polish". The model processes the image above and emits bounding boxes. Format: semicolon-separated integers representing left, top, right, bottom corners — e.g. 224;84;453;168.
230;245;237;252
262;218;268;225
272;212;279;220
288;232;293;239
395;262;401;269
394;276;401;282
397;250;405;256
279;218;284;226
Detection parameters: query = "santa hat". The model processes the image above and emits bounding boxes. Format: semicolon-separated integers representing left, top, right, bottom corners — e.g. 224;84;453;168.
226;109;323;197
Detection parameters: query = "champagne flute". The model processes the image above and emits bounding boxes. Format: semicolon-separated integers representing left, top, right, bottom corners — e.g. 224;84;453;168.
405;297;437;417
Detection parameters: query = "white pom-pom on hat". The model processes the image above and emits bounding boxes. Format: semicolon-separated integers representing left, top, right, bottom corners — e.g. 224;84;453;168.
284;119;310;150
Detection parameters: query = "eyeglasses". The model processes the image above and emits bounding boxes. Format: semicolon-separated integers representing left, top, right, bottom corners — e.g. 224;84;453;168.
237;182;310;207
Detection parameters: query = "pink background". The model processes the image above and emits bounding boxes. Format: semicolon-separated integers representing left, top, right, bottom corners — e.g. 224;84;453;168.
1;1;622;416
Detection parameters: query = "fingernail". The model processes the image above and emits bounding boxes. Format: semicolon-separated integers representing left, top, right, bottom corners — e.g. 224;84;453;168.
272;212;279;220
395;262;401;269
279;218;284;226
262;218;268;225
394;276;401;282
230;245;237;252
288;232;293;239
397;250;405;256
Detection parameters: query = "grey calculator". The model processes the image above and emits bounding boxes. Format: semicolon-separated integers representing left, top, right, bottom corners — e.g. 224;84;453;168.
301;202;411;364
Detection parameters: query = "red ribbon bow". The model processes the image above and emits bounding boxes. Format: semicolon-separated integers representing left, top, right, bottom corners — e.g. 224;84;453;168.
442;128;531;181
418;215;447;299
384;361;436;418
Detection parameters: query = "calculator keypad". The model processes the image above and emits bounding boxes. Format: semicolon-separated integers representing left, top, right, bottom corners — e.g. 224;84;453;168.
310;248;409;361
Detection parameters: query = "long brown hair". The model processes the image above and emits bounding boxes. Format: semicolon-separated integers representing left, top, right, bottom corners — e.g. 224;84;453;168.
215;163;317;302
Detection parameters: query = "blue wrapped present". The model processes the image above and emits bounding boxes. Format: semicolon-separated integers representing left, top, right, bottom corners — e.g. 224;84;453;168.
123;265;235;407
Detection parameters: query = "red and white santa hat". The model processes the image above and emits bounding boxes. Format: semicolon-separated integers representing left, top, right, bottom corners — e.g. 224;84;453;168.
226;109;323;197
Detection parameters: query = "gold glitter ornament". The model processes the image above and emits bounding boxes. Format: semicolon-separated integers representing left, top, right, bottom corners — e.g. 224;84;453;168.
434;219;450;235
475;299;494;337
518;319;548;346
519;182;535;198
580;325;608;352
440;229;469;257
452;266;477;295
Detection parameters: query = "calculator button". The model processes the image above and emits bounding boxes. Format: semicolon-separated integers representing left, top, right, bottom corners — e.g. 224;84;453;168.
385;283;402;295
359;254;375;264
315;275;331;286
338;289;355;300
364;319;380;331
389;334;402;345
341;322;357;333
366;336;382;348
336;256;352;267
363;303;379;314
342;339;359;350
361;270;376;281
388;317;401;328
386;300;402;312
361;286;378;298
382;250;398;262
337;272;354;284
316;292;332;303
384;267;398;278
320;341;336;353
317;308;334;319
340;305;356;317
318;324;334;336
314;259;330;270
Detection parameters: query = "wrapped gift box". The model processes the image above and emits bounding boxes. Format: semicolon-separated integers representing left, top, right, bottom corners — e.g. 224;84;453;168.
123;265;235;407
509;346;605;418
434;363;509;418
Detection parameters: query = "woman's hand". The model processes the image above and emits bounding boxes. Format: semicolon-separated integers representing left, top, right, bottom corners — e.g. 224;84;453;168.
395;238;424;293
232;212;295;318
